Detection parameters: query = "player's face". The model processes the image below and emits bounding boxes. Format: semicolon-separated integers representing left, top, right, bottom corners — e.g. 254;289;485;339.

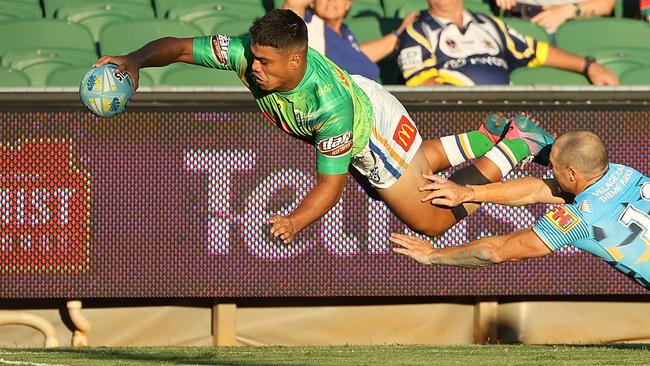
251;44;302;92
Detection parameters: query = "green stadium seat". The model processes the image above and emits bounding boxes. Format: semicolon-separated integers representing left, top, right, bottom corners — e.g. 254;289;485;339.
43;0;151;18
100;19;204;55
159;63;242;86
587;47;650;78
191;13;247;35
0;0;43;19
56;2;155;42
100;20;203;83
509;66;589;86
619;65;650;85
3;48;97;86
349;0;384;18
502;17;550;44
211;18;254;37
47;65;154;87
0;67;31;87
1;48;97;69
167;2;254;34
614;0;639;17
0;19;95;57
155;0;265;18
555;19;650;54
346;16;401;43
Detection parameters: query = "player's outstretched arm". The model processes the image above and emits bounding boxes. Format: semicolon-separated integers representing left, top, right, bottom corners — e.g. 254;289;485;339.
94;37;194;90
270;172;347;244
420;175;568;207
390;228;551;268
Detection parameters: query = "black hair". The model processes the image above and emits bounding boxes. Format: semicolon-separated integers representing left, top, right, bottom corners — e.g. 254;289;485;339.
249;9;308;51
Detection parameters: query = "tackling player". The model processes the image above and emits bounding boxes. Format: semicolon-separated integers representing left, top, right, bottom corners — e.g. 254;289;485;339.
391;131;650;290
94;9;554;244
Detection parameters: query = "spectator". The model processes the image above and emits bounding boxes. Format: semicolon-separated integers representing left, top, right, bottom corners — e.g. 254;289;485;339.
497;0;615;32
397;0;619;86
283;0;417;81
642;0;650;22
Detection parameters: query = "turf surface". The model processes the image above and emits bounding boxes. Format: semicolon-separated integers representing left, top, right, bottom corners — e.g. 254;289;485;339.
1;344;649;366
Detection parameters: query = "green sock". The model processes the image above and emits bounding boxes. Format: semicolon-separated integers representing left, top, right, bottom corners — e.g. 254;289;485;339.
500;138;530;162
440;131;495;166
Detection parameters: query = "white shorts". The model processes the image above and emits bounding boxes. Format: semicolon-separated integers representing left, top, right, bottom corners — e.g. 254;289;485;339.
350;75;422;189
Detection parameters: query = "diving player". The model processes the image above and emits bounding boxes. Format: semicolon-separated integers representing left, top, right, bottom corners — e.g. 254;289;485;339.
94;9;554;244
392;131;650;290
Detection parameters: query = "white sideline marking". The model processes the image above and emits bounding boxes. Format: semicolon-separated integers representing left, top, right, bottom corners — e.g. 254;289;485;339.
0;359;69;366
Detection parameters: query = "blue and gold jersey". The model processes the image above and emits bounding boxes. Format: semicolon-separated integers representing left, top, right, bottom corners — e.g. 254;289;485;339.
397;10;548;86
533;164;650;289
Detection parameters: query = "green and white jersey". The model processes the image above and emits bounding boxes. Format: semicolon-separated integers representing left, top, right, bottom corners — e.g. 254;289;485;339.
192;35;375;175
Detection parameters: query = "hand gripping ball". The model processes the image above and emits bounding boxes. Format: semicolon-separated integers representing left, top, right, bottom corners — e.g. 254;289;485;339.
79;64;133;117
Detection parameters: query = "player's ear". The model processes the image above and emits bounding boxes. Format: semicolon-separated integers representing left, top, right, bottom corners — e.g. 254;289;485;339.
290;52;302;70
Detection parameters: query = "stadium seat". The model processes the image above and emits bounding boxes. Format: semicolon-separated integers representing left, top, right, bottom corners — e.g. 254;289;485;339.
2;48;97;86
0;0;43;19
99;20;203;84
159;63;242;86
349;0;385;18
46;65;154;87
0;19;95;57
2;48;97;69
502;17;550;44
100;19;204;55
346;16;401;43
190;13;246;35
586;47;650;78
211;18;254;37
167;1;264;20
509;66;589;86
555;19;650;54
55;2;155;42
43;0;151;18
0;67;31;87
619;65;650;85
156;0;265;18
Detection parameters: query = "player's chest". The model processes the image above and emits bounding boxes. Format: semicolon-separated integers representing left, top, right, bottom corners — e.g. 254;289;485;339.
256;97;312;137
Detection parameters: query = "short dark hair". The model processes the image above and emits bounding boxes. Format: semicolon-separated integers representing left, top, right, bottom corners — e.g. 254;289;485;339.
555;130;608;179
249;9;308;51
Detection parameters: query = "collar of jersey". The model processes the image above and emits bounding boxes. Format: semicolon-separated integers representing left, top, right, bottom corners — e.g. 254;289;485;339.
277;49;315;95
425;9;475;28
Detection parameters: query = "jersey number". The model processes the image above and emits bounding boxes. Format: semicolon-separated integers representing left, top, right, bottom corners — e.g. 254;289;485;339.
619;205;650;244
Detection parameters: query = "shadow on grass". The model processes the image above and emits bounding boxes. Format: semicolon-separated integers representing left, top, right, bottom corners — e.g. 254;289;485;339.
38;347;287;366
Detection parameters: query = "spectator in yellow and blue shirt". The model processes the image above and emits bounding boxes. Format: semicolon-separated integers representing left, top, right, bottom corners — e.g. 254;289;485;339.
396;0;619;86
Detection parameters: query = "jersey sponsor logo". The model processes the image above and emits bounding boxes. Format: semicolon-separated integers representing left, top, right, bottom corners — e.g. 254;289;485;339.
578;200;593;213
211;35;231;66
438;27;500;58
398;46;423;70
318;131;353;157
545;207;580;233
392;116;416;151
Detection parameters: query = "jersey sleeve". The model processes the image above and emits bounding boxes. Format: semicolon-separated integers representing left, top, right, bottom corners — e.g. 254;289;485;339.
397;23;439;86
490;17;549;69
192;35;249;77
532;205;591;251
313;99;354;175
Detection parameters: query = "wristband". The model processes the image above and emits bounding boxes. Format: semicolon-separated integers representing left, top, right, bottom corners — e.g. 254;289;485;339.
573;3;582;18
582;56;596;77
391;30;401;38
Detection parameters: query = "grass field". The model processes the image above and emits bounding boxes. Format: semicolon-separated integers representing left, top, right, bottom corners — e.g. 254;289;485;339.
1;344;650;366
